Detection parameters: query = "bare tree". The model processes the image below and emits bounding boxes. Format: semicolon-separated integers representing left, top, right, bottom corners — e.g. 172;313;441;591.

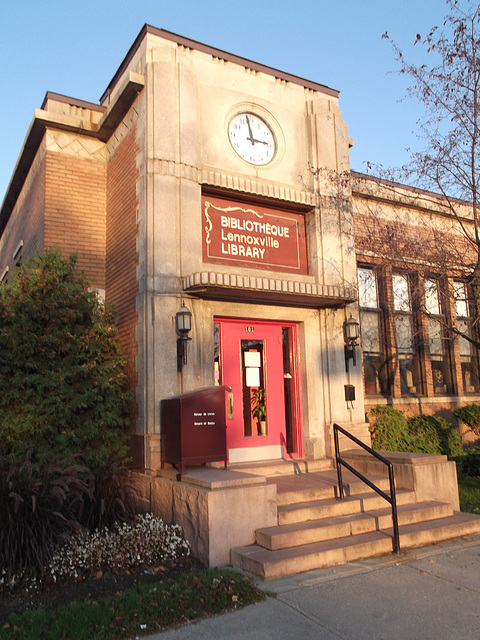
380;1;480;306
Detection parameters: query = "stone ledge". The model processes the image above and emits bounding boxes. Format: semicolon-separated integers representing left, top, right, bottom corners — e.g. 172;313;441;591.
342;448;447;465
155;466;266;489
341;448;459;511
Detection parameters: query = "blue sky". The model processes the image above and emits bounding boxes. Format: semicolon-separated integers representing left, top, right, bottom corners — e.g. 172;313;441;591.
0;0;454;200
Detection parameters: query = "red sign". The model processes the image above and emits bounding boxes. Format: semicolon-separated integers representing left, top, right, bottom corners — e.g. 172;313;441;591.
202;196;308;274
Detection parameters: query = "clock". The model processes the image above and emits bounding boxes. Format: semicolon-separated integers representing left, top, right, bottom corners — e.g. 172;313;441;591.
228;112;276;165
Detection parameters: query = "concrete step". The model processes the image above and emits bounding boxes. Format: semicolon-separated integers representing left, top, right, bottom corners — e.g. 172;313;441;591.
257;512;377;550
231;512;480;579
274;480;337;506
277;489;416;525
232;530;395;580
230;458;333;477
368;500;453;530
341;476;392;497
256;500;453;550
278;495;362;525
387;511;480;549
271;469;391;506
353;489;417;512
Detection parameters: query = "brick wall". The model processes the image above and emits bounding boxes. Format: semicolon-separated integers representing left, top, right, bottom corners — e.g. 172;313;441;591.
0;156;46;280
354;208;480;419
106;126;139;427
44;151;106;287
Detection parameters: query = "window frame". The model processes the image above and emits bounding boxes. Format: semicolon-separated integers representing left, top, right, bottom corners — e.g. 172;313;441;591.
392;272;423;396
357;266;389;396
453;279;479;394
424;276;453;395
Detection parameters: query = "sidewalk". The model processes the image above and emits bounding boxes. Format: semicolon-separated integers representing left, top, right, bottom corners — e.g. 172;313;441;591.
145;534;480;640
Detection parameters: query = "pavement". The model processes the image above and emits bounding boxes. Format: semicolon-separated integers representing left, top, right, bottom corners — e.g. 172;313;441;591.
144;534;480;640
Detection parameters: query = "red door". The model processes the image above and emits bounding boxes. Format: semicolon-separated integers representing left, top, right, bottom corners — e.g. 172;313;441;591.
215;318;302;460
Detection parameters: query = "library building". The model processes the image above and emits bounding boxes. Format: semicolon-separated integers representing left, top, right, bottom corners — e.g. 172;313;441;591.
1;25;479;576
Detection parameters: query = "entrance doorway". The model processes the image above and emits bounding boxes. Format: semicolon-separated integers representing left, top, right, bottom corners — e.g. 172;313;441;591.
214;318;303;463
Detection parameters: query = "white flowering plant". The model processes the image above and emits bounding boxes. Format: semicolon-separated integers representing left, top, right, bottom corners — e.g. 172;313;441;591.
0;513;190;595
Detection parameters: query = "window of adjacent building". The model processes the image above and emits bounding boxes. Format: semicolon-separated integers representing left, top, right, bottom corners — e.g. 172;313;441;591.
13;240;23;268
0;267;8;285
392;273;422;395
358;267;388;395
425;278;452;395
454;280;479;393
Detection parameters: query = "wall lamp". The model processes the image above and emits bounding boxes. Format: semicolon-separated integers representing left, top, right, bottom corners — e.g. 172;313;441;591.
344;314;360;372
175;301;192;371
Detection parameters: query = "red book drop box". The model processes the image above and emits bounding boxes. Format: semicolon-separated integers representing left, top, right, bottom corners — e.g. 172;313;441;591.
160;386;229;472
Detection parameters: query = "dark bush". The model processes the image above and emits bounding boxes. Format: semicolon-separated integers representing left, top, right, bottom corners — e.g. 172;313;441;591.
453;404;480;435
461;447;480;477
80;456;137;531
433;416;464;458
0;451;92;575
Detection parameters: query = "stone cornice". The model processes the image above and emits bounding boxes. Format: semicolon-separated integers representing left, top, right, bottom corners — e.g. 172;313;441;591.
146;161;315;206
201;170;315;206
183;271;357;308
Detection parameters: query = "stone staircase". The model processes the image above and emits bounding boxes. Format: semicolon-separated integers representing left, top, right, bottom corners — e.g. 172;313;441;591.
230;461;480;579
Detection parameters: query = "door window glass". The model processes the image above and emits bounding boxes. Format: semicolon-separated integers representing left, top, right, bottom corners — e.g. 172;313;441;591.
241;340;266;437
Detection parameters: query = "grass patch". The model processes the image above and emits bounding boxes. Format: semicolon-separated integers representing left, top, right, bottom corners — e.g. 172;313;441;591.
0;568;268;639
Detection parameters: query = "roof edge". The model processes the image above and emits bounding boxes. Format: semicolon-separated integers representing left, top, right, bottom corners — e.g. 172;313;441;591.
100;24;339;104
41;91;106;113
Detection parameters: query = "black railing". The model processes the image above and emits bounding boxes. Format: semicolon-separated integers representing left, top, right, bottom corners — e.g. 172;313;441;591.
333;423;400;554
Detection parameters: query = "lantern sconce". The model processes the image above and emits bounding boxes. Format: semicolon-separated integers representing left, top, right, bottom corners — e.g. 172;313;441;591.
344;314;360;372
175;301;192;371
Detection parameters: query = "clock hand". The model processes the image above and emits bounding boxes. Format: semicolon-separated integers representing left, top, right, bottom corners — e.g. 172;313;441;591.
245;115;255;145
251;138;269;145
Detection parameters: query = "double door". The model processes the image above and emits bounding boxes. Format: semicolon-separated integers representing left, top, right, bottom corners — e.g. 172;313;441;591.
214;318;302;461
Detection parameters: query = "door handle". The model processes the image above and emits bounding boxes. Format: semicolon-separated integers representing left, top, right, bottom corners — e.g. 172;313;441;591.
227;391;234;420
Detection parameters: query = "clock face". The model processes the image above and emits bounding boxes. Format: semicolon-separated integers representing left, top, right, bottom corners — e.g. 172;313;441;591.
228;112;276;165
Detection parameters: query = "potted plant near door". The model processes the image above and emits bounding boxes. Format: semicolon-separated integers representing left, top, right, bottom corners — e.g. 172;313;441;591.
251;388;267;435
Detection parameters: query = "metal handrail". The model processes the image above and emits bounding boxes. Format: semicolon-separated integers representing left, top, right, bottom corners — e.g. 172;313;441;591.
333;423;400;553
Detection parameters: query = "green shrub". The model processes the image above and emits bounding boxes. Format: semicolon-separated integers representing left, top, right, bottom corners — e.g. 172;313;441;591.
0;451;92;576
0;250;131;469
368;406;413;451
407;415;463;457
369;406;463;457
406;415;443;454
453;404;480;435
